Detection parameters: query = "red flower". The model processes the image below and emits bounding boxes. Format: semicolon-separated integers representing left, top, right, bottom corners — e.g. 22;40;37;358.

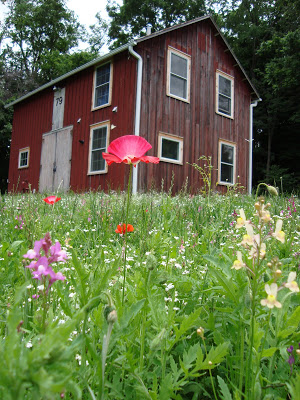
102;135;160;166
115;224;134;235
43;196;61;204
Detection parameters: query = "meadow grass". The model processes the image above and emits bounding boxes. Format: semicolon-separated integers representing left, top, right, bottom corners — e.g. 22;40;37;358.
0;190;299;399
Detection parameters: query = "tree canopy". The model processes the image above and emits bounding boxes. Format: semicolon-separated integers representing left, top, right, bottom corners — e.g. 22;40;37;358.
106;0;208;48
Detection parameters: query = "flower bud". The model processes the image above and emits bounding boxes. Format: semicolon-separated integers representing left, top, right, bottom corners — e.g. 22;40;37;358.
197;327;205;339
104;305;117;323
255;202;260;210
266;185;278;196
275;269;282;278
107;309;118;323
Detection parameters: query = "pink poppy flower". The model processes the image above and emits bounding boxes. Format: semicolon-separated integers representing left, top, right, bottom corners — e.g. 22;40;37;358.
102;135;160;166
43;196;61;204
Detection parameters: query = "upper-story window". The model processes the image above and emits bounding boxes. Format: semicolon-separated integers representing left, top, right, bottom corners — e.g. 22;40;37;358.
93;63;112;109
216;70;234;118
167;47;191;103
88;122;109;174
18;147;30;169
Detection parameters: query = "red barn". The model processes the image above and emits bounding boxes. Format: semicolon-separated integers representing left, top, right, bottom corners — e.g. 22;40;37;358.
6;16;260;194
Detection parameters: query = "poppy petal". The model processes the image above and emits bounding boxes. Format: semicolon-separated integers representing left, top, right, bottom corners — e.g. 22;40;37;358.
102;153;123;165
107;135;152;160
139;155;160;164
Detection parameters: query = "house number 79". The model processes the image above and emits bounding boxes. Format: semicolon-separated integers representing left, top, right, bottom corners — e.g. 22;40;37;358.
56;97;63;106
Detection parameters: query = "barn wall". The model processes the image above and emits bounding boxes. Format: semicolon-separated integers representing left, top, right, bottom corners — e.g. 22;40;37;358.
136;19;252;194
8;50;137;193
8;91;53;192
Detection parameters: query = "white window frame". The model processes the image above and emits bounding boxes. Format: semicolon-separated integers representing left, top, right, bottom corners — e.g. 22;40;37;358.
18;147;30;169
167;47;191;103
218;139;236;185
88;121;110;175
92;62;113;110
158;132;183;165
216;70;234;119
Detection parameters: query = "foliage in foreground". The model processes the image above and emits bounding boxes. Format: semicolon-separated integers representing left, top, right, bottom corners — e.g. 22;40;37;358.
0;190;299;399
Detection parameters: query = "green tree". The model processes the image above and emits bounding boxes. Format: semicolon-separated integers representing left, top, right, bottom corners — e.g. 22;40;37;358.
106;0;208;48
88;12;109;53
2;0;84;88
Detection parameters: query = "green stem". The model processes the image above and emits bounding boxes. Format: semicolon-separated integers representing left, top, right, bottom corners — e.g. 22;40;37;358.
122;164;133;306
255;182;268;200
239;318;245;394
202;339;218;400
82;313;88;371
139;310;146;372
101;322;114;400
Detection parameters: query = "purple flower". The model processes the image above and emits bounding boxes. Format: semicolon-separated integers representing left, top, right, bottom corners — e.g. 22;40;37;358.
286;345;296;373
23;233;67;292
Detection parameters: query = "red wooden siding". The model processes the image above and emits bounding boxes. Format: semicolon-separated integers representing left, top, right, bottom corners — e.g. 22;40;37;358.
136;19;252;194
8;50;137;192
8;91;53;192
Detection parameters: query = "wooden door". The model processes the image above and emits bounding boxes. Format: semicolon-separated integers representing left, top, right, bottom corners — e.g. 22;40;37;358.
39;127;73;192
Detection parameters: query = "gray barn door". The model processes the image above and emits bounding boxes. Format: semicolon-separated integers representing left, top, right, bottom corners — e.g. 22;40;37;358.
39;127;73;192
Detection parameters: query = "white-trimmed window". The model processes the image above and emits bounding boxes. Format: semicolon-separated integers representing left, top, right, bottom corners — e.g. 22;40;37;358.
216;70;234;118
88;122;109;174
167;47;191;102
158;132;183;164
93;63;112;109
18;147;30;169
218;140;236;185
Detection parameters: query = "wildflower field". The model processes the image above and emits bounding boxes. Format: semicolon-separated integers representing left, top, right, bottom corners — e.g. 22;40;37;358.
0;190;299;400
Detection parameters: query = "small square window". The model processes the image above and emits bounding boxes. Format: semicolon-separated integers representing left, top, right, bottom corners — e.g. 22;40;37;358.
93;63;112;109
18;147;30;169
158;133;183;164
167;47;191;102
218;140;236;185
88;122;109;174
216;71;234;118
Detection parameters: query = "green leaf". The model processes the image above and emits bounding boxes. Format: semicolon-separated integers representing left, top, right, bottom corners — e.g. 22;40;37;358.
207;267;238;304
217;376;232;400
195;342;230;370
10;240;24;251
261;347;278;358
171;308;202;348
118;298;146;331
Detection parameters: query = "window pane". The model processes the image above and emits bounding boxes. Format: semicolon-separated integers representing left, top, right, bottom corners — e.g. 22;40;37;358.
221;144;234;164
170;75;187;99
171;53;187;78
219;75;231;97
95;84;109;107
218;94;231;114
96;64;110;87
221;163;233;183
92;127;106;150
95;64;110;107
20;152;28;166
91;150;105;172
161;138;179;160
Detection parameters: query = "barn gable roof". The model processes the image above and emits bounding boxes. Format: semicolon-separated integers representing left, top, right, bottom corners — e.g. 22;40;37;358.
5;15;259;108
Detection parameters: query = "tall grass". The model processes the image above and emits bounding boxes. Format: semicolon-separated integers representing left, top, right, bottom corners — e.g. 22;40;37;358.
0;190;299;399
